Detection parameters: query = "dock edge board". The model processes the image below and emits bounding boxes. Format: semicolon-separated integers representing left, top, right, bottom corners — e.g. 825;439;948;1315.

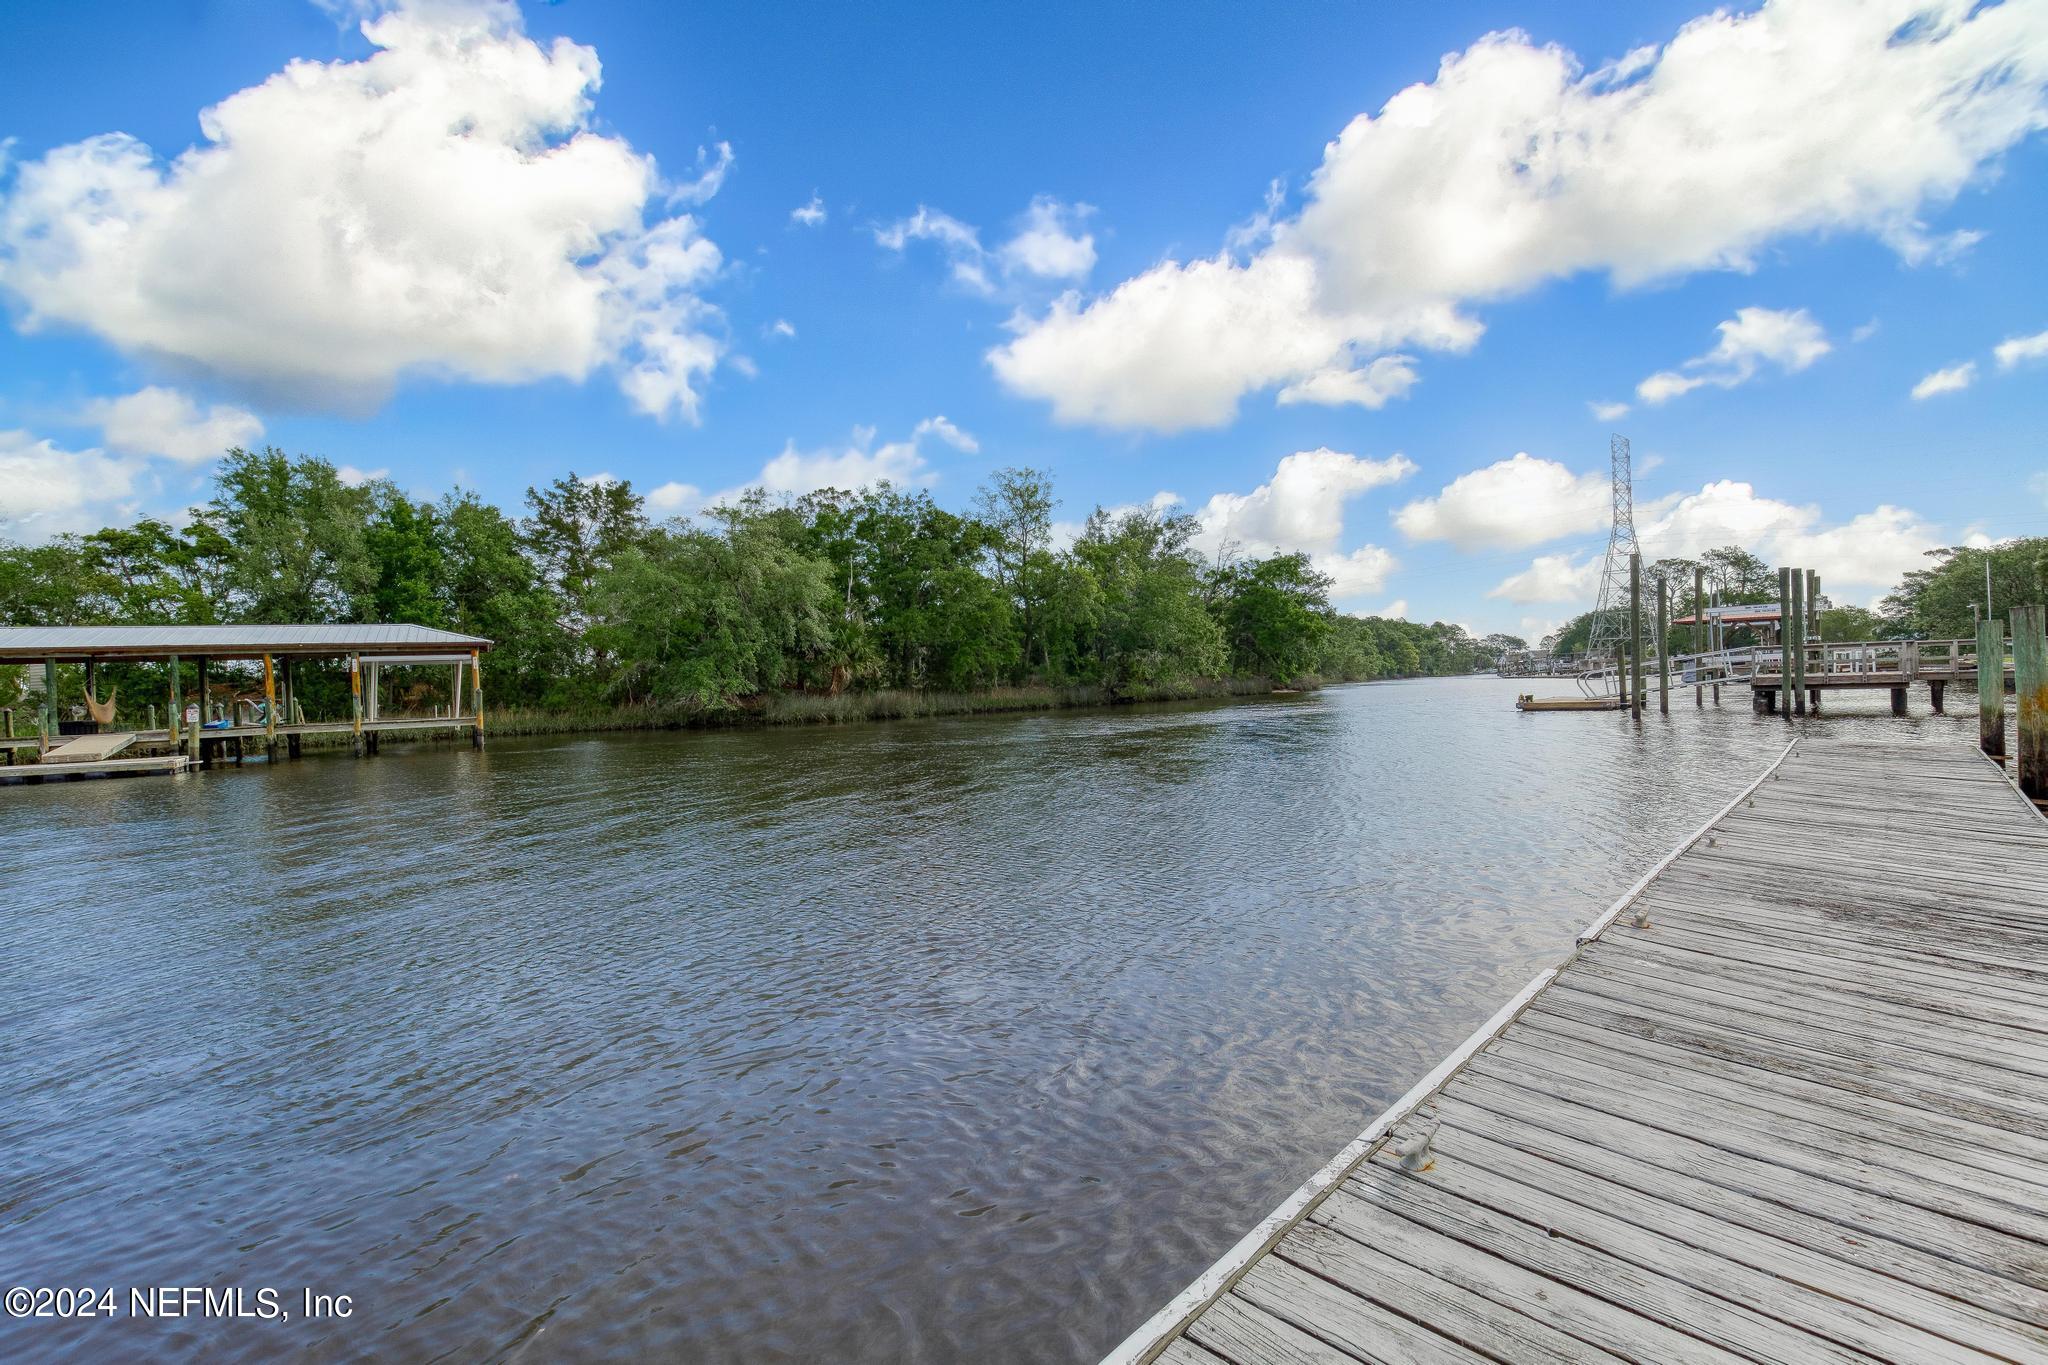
1098;736;1802;1365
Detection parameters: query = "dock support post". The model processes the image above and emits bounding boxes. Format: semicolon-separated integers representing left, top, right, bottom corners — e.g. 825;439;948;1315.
1929;680;1946;715
168;654;182;754
1807;569;1820;641
470;648;485;750
1773;571;1790;717
2014;604;2048;804
1891;686;1909;717
1693;566;1704;707
262;653;278;760
1629;551;1643;719
1979;617;2006;761
40;656;57;753
192;656;208;765
1656;576;1670;714
282;656;300;758
1788;569;1807;715
366;660;381;755
350;654;365;758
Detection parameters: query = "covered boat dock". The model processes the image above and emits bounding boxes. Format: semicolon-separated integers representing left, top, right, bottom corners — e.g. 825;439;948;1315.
1;624;493;778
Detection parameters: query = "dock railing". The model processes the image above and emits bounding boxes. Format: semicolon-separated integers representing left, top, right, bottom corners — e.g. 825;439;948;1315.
1739;637;1986;682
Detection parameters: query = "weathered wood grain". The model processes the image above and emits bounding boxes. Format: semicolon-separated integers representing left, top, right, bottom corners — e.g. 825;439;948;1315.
1120;737;2048;1365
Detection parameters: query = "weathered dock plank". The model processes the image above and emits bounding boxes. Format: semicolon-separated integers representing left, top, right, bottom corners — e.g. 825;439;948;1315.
1106;737;2048;1364
1;752;190;782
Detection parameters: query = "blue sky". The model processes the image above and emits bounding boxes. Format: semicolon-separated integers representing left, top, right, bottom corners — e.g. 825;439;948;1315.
2;0;2045;640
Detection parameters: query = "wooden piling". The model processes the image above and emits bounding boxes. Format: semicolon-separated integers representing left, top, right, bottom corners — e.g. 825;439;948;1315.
350;653;365;757
1979;617;2006;761
1710;588;1721;705
1891;687;1908;717
1629;551;1643;718
1776;569;1792;717
1692;566;1704;707
2014;604;2048;804
39;656;57;753
262;652;279;759
191;656;208;764
167;654;182;751
282;656;300;758
1646;581;1662;720
470;648;485;749
1794;568;1810;720
1807;569;1821;640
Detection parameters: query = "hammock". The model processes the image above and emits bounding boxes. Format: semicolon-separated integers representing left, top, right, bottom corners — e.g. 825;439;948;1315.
85;683;117;726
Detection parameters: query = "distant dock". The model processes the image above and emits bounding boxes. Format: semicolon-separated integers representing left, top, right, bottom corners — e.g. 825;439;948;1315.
1107;735;2048;1363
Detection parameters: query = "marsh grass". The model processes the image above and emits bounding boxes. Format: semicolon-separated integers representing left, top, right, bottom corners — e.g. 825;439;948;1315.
297;676;1292;748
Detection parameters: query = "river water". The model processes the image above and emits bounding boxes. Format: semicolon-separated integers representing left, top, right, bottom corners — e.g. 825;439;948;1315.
0;676;1974;1362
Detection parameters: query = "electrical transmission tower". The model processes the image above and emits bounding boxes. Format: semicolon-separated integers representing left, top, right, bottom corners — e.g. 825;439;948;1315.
1584;434;1640;666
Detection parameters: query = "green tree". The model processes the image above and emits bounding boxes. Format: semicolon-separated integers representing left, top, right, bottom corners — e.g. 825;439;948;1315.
364;488;449;628
203;447;374;622
1070;506;1225;695
973;467;1055;678
440;490;567;703
588;504;834;707
78;518;228;623
1214;553;1332;681
854;487;1015;690
1817;604;1883;639
0;538;94;625
1700;545;1775;601
523;473;649;625
1882;540;2048;638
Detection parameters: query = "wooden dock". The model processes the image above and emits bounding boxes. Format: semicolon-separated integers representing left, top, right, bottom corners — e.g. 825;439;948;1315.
0;752;190;783
1108;736;2048;1364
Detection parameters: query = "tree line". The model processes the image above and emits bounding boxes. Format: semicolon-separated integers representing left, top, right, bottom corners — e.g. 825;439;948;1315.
0;447;1509;716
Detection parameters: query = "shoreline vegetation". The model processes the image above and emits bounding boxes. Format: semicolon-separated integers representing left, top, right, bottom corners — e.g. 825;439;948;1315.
280;676;1306;750
3;449;1517;735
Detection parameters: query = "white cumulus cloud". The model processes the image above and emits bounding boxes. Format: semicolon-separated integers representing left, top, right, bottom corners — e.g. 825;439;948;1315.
1190;447;1414;601
1994;327;2048;370
335;464;390;488
1588;400;1631;422
703;416;982;511
0;0;728;421
646;480;705;514
1640;479;1940;602
877;195;1096;296
83;386;263;464
0;429;146;538
1910;361;1976;399
790;193;826;227
1636;307;1830;404
994;196;1096;281
1395;453;1610;551
1489;553;1603;604
989;0;2048;432
1491;479;1945;611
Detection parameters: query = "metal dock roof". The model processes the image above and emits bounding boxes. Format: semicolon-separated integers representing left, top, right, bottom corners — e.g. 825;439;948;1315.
0;624;493;661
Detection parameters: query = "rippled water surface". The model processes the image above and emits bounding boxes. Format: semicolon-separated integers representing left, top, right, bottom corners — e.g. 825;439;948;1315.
0;677;1974;1362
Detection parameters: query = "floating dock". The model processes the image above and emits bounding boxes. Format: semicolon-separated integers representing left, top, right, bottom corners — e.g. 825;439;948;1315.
1;752;191;783
1109;736;2048;1363
1514;694;1623;712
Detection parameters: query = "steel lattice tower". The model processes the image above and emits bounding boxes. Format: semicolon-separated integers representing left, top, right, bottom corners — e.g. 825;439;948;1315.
1584;434;1640;665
